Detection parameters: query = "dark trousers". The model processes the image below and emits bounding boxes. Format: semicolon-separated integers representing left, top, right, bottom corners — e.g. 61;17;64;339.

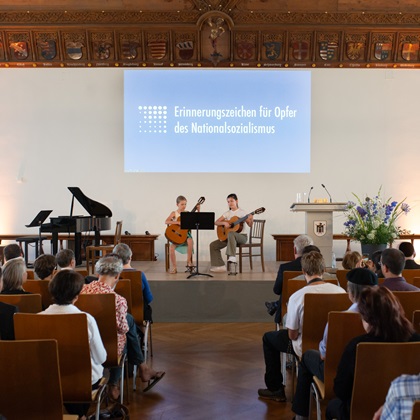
292;349;324;416
262;329;295;391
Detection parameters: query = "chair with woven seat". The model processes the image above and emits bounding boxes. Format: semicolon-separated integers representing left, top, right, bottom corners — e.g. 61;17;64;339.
0;339;78;420
75;293;128;403
0;293;42;313
14;313;107;420
310;311;365;420
236;219;266;273
350;342;420;420
86;221;123;274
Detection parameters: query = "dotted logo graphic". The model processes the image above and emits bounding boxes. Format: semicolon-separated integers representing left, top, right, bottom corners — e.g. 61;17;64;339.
138;105;167;134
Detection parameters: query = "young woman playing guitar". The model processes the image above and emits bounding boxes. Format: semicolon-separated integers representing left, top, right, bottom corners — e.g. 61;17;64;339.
165;195;202;274
209;193;253;273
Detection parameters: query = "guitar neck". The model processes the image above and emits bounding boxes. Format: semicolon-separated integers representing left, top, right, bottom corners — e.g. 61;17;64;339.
231;211;254;227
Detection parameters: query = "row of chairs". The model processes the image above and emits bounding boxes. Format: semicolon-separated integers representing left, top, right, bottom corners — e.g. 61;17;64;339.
336;268;420;287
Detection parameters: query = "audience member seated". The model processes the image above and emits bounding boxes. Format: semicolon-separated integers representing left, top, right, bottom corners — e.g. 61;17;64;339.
41;270;107;419
81;255;165;400
56;249;76;270
398;241;420;269
33;254;56;280
269;234;314;323
371;250;384;278
0;267;18;339
113;243;153;322
0;258;30;295
373;373;420;420
342;251;363;270
258;251;346;403
326;286;420;420
292;268;377;419
379;248;419;291
3;243;23;263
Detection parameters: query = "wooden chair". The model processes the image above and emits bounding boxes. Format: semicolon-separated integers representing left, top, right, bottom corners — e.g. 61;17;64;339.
402;269;420;284
115;279;133;314
14;313;106;420
412;401;420;420
335;269;349;288
165;240;170;272
86;221;123;274
392;291;420;321
0;339;78;420
27;269;35;279
412;310;420;334
413;277;420;289
301;292;350;355
0;293;42;313
310;311;365;420
236;219;266;273
24;280;53;308
350;342;420;420
75;293;128;403
280;271;304;322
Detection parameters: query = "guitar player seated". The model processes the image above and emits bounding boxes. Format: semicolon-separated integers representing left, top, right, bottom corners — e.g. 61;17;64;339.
209;193;253;273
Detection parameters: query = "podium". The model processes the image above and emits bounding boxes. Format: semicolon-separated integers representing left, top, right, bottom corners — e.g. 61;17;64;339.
290;203;347;267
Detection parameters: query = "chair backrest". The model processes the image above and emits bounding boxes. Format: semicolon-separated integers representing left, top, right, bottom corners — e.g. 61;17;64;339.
26;270;35;279
249;219;265;243
287;278;340;307
14;313;92;402
392;291;420;321
335;269;349;288
412;401;420;420
281;271;303;318
24;280;53;308
115;279;132;314
413;277;420;289
412;310;420;334
0;339;65;420
119;270;144;325
323;311;365;400
350;342;420;420
114;221;123;245
0;293;42;313
75;293;119;367
301;292;350;354
402;269;420;284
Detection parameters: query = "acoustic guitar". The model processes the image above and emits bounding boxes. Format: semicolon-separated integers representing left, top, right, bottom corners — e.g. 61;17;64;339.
217;207;265;241
165;197;205;245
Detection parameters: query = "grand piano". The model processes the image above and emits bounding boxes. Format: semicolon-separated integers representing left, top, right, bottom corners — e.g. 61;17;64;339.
41;187;112;265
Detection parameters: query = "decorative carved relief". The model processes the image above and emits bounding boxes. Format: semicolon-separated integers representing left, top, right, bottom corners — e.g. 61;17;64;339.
316;32;340;61
397;33;420;62
34;32;59;61
7;32;31;61
89;31;115;61
62;31;87;62
146;32;169;61
118;32;142;62
234;31;257;61
262;32;284;61
174;32;197;61
0;32;5;60
288;32;312;61
370;33;395;61
344;33;367;62
200;15;230;65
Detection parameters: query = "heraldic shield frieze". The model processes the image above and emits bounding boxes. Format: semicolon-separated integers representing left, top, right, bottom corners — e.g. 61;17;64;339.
66;41;84;60
176;41;194;60
121;41;139;60
402;42;419;61
9;41;29;60
236;40;254;60
319;41;338;61
374;42;392;60
264;42;281;60
148;41;167;60
346;42;365;61
38;40;57;60
291;41;309;60
93;42;112;60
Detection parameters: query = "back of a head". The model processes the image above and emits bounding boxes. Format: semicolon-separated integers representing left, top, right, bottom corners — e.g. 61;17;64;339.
371;250;383;271
294;235;314;256
55;249;75;269
301;251;325;277
301;245;320;255
342;251;362;270
112;243;132;265
95;255;123;277
49;270;85;305
398;242;415;258
2;258;26;291
346;267;377;302
358;286;414;341
3;244;22;262
34;254;56;280
381;248;405;276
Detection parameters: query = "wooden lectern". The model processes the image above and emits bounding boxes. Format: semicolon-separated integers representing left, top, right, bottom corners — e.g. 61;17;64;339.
290;203;347;267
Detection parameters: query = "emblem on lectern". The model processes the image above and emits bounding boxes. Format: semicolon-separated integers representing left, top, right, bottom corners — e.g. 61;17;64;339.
314;221;327;237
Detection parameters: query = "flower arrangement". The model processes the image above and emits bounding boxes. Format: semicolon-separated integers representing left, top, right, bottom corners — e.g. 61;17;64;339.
343;188;410;244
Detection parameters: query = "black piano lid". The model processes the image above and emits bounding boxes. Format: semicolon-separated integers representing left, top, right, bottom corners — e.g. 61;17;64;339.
25;210;53;227
68;187;112;218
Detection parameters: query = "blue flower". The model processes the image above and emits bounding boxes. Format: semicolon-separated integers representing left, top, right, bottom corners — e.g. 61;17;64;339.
357;206;367;217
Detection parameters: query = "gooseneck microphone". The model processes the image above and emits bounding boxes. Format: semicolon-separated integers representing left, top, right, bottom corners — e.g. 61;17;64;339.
321;184;333;203
308;186;313;203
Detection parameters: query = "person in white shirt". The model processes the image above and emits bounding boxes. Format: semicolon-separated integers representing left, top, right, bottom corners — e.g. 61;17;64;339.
258;251;346;402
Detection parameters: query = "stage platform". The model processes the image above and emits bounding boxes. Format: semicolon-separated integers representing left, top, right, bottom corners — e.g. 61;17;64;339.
130;260;279;323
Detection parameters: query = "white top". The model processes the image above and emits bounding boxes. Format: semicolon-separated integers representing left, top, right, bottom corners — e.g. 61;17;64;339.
222;208;249;235
285;282;346;357
41;304;107;384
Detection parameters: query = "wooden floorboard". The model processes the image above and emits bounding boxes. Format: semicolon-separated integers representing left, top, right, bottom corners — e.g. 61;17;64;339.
125;323;296;420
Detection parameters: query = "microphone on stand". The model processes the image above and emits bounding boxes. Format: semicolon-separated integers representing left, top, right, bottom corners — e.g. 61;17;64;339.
308;186;313;203
321;184;333;203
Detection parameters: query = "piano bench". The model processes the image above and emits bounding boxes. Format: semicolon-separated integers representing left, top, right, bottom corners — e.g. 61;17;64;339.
16;236;48;267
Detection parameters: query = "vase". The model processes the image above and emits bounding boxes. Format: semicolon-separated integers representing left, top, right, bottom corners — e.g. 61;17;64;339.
360;243;387;259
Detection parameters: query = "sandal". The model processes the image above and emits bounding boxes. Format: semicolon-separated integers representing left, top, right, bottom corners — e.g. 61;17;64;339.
169;267;177;274
143;371;165;393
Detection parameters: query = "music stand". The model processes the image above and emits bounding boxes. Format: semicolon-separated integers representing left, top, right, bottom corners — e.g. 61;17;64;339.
25;210;53;255
181;212;215;279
